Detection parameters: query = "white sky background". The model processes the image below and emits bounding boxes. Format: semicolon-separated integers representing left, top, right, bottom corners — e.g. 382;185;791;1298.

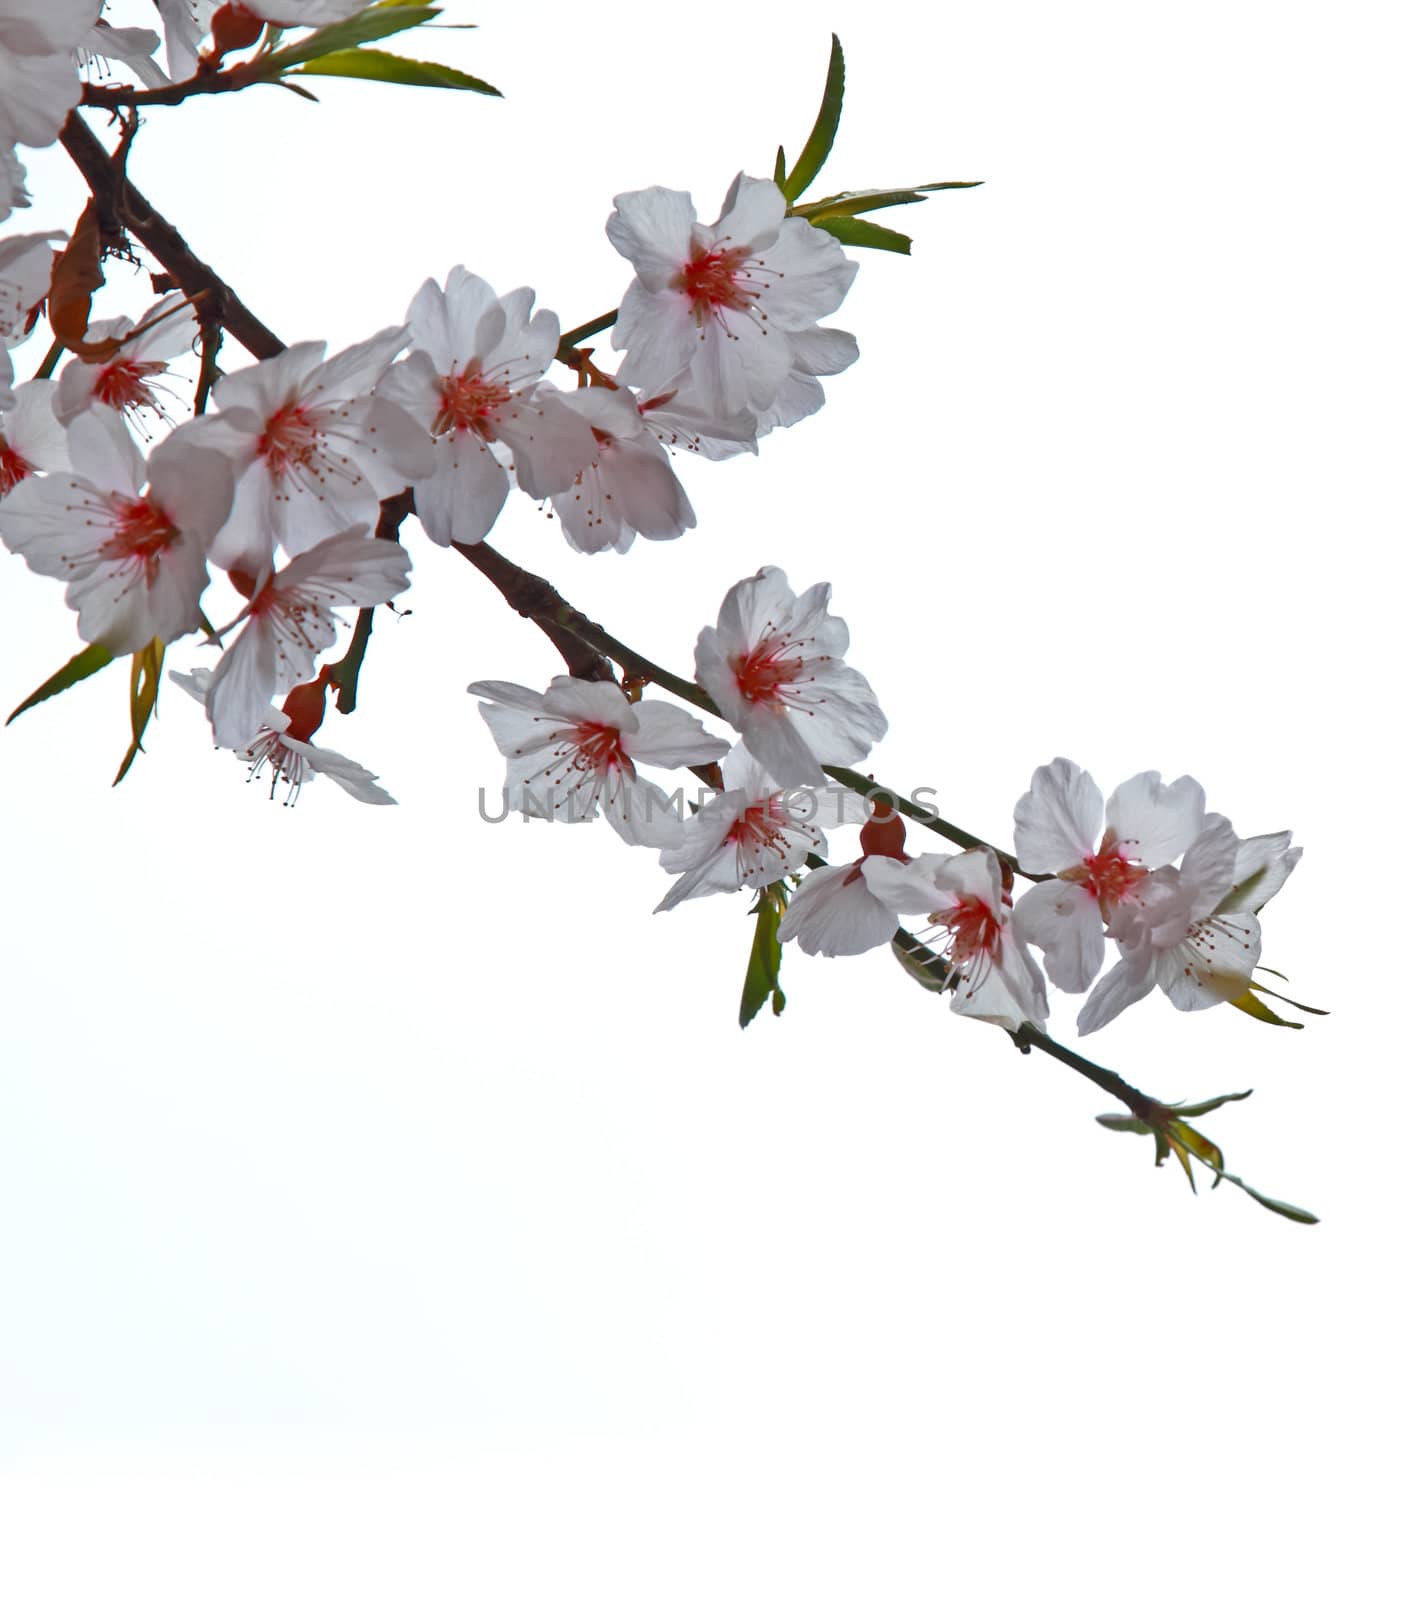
1;1;1405;1594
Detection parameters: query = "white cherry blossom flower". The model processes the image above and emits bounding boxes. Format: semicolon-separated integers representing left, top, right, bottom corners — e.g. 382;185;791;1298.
655;745;866;912
0;407;232;653
468;675;729;848
636;382;759;461
607;174;857;420
154;0;216;80
190;328;432;571
1012;757;1205;993
172;665;395;804
205;525;412;748
863;849;1049;1031
83;18;166;87
376;268;595;547
1;231;61;410
695;565;887;787
776;800;909;957
0;379;68;495
1075;817;1300;1033
55;292;198;432
2;142;30;221
0;0;92;152
550;387;694;554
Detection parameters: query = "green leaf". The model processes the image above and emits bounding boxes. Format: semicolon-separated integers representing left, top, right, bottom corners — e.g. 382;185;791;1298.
256;5;439;74
1229;989;1305;1029
772;145;787;187
113;637;163;786
813;215;913;254
1095;1113;1153;1136
1212;1169;1320;1225
891;932;953;994
294;46;500;93
740;886;788;1028
1176;1088;1254;1118
793;180;983;221
7;641;113;725
1249;979;1328;1016
781;34;844;202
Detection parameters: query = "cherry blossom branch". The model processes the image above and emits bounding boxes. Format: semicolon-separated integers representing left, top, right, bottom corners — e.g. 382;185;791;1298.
555;311;618;367
892;929;1157;1117
80;64;270;111
58;111;286;361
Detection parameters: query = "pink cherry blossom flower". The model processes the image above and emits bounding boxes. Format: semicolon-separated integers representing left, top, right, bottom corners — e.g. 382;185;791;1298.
550;387;694;554
1012;758;1205;993
468;675;729;848
172;666;395;804
0;407;231;653
0;379;68;494
655;745;868;912
55;292;198;433
607;174;858;420
376;268;595;547
1075;817;1300;1034
205;525;412;749
190;328;432;571
863;848;1049;1031
695;565;887;787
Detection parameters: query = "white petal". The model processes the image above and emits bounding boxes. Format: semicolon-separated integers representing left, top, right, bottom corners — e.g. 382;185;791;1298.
1013;757;1102;874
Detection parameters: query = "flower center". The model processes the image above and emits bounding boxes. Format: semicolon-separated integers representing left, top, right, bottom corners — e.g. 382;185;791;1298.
100;497;178;584
727;801;787;854
93;358;166;417
731;638;805;705
1080;835;1148;912
258;403;322;476
673;245;757;323
0;439;31;496
435;362;512;438
930;895;1001;968
571;721;634;778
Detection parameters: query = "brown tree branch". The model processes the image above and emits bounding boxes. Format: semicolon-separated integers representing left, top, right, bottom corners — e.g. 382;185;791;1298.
59;110;285;361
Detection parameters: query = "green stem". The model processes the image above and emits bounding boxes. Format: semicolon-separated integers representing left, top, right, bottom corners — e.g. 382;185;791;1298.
32;338;64;380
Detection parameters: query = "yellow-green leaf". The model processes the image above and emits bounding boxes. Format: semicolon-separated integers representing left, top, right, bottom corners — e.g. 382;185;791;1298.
294;46;499;93
740;885;788;1028
813;215;912;254
113;637;163;786
257;4;439;74
7;640;113;725
794;180;983;221
1229;988;1304;1029
780;35;844;202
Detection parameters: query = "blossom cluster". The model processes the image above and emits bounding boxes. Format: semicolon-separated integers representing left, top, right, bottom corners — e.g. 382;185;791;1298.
470;574;1299;1040
5;6;859;805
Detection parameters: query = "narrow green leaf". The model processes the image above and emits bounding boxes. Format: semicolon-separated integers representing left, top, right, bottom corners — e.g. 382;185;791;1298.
1229;989;1305;1029
813;215;912;254
772;145;787;187
256;4;439;73
794;180;983;221
294;46;500;93
7;640;113;725
113;637;163;786
740;886;787;1028
1214;1170;1320;1225
891;932;953;994
1176;1088;1254;1118
276;78;321;101
1095;1113;1152;1136
1249;979;1329;1016
781;34;844;202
